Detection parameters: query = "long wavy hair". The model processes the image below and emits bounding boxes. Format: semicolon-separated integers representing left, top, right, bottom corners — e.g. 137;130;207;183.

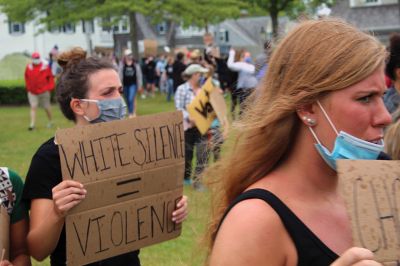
205;18;386;255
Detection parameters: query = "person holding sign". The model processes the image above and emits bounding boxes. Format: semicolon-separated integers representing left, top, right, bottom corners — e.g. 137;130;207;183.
0;168;30;266
22;47;188;266
175;64;210;188
206;18;391;265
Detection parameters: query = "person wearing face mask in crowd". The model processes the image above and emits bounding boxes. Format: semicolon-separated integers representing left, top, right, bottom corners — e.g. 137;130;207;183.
206;18;391;266
227;48;258;116
175;64;209;190
22;47;188;266
24;52;55;131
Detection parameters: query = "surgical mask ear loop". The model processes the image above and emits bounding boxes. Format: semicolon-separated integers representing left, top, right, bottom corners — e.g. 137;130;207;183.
308;100;339;150
79;99;100;122
316;100;339;135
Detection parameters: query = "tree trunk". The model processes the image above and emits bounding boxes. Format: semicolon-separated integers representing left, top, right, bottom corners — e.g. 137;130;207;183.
166;20;176;49
129;11;139;59
270;11;279;40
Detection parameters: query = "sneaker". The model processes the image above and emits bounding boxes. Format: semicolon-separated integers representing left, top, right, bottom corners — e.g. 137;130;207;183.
28;126;35;131
141;94;146;99
184;179;192;186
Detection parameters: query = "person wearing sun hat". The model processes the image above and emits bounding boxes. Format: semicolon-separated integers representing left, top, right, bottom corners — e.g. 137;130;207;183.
24;51;55;131
175;64;209;189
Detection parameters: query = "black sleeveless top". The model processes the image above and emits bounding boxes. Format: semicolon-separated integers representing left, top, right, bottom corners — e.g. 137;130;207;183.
219;189;339;266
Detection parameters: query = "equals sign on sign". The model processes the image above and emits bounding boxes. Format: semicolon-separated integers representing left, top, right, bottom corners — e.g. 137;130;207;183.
116;177;142;198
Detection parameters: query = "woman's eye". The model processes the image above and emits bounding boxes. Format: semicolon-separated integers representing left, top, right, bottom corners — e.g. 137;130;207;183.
358;95;371;103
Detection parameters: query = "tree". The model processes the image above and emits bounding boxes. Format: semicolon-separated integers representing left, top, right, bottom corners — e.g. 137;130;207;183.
245;0;335;39
159;0;246;33
0;0;159;58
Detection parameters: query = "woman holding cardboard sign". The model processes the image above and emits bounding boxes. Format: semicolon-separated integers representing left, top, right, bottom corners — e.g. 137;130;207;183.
206;18;391;266
0;167;30;266
22;47;188;266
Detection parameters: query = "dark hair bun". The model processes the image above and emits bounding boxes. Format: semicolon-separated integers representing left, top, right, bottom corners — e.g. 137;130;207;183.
58;47;87;71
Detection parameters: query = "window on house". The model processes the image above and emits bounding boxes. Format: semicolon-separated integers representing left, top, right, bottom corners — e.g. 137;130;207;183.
62;23;75;33
8;21;25;35
82;20;94;33
102;17;112;32
157;22;167;35
120;17;129;33
219;29;229;43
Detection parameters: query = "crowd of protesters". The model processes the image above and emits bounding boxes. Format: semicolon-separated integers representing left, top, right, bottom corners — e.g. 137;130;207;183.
8;17;400;266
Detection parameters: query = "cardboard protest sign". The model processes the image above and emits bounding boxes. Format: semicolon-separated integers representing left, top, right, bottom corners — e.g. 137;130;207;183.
337;160;400;265
0;206;9;261
209;89;229;133
187;78;217;135
56;111;184;265
144;39;157;57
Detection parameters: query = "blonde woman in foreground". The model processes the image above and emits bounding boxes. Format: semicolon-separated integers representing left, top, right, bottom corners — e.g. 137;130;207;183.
207;18;391;266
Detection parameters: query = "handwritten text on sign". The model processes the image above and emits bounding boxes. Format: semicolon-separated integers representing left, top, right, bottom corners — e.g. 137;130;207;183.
56;111;184;265
338;160;400;265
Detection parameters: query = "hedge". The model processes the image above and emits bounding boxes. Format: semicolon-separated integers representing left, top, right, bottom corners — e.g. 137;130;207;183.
0;80;56;105
0;80;27;105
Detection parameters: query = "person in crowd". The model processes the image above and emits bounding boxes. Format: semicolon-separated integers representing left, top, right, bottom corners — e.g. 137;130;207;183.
189;49;202;65
255;40;271;82
175;64;209;190
172;52;187;93
156;54;167;94
206;18;391;265
204;49;238;118
22;47;188;266
227;48;258;115
24;52;55;131
384;33;400;114
165;56;175;102
384;110;400;160
0;167;30;266
119;49;143;118
142;56;157;98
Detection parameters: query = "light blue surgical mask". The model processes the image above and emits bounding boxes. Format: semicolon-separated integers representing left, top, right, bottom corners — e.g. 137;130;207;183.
309;101;384;170
80;97;127;123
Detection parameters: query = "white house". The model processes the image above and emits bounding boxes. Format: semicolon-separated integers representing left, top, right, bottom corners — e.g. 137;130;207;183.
0;14;120;60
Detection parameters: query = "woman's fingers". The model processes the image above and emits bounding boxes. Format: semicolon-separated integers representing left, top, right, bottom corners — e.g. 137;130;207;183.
331;247;379;266
172;195;188;223
52;180;86;217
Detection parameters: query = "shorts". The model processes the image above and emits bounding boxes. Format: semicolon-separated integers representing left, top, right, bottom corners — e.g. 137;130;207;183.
28;91;51;108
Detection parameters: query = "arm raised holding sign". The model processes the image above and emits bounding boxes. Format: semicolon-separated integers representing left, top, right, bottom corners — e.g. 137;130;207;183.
23;47;188;266
206;19;391;266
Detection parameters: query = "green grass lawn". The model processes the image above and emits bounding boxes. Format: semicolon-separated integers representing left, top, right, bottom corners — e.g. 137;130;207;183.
0;93;211;266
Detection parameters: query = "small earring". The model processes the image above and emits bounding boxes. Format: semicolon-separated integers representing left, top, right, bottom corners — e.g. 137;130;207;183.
306;117;316;126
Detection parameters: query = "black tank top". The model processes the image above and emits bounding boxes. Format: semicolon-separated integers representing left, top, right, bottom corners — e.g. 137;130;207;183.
219;189;339;266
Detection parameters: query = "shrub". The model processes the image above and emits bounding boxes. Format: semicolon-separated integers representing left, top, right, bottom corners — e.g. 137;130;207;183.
0;80;56;105
0;80;27;105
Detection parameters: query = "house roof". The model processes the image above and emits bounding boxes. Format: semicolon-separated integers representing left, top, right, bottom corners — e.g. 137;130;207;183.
331;0;400;31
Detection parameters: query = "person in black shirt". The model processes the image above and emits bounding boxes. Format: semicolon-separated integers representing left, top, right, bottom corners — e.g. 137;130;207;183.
142;56;157;98
23;47;188;266
206;19;391;265
120;49;143;118
165;56;174;102
172;52;186;93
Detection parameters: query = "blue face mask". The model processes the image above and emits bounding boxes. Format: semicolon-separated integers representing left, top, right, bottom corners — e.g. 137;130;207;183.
81;97;127;123
309;101;384;170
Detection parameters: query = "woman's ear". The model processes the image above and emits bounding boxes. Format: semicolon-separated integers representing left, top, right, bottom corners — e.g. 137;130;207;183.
70;98;85;116
296;103;317;127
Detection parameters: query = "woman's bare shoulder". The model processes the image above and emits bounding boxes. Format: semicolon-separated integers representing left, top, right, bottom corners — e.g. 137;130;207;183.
209;198;294;266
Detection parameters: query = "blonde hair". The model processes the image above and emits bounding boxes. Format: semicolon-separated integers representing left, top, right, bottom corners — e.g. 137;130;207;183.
205;18;386;253
384;109;400;159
